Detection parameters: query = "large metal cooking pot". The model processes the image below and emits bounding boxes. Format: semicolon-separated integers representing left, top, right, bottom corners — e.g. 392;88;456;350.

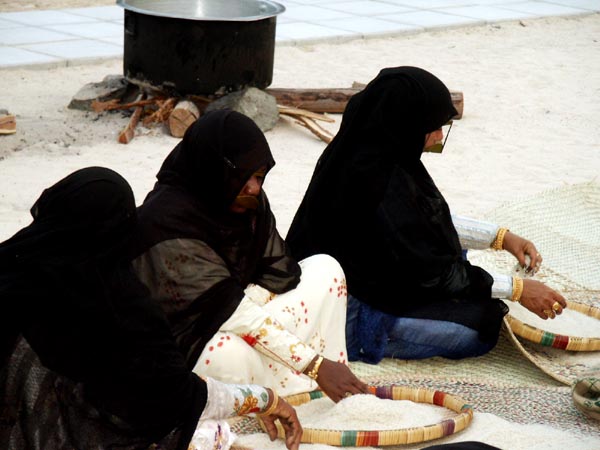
117;0;285;95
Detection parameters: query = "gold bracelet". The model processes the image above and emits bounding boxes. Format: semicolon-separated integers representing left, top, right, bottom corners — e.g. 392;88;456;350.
258;389;279;416
492;227;509;251
511;276;524;302
306;355;324;380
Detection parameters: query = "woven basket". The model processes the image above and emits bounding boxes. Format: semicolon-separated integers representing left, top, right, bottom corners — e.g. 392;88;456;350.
257;385;473;447
505;300;600;351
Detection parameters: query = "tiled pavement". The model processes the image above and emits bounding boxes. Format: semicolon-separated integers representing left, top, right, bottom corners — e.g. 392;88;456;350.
0;0;598;69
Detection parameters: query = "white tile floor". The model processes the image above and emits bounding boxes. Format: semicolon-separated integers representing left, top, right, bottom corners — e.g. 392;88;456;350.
0;1;597;69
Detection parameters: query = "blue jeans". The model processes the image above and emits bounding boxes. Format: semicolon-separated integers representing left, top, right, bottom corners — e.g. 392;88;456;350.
346;295;494;361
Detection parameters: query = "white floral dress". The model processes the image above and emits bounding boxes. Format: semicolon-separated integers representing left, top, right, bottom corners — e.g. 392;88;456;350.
193;254;349;396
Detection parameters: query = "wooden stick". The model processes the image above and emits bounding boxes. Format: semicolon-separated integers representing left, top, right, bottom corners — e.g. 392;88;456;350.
278;105;334;123
92;97;161;113
288;115;333;144
118;93;146;144
143;97;177;126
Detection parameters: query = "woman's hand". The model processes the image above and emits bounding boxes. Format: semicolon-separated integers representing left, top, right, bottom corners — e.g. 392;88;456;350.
520;279;567;319
314;358;371;402
261;390;302;450
503;231;543;274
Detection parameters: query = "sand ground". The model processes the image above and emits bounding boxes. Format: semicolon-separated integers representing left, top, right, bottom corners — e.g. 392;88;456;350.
1;14;599;240
1;4;599;449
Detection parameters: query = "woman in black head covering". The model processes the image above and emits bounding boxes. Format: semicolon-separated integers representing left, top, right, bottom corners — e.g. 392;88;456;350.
0;167;302;450
132;110;369;403
287;66;566;363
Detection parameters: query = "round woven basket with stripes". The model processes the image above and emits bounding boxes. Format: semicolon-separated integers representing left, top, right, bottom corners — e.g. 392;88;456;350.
505;300;600;351
257;385;473;447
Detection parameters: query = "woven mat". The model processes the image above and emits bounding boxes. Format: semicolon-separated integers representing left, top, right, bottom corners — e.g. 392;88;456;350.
230;333;600;441
467;182;600;386
470;181;600;291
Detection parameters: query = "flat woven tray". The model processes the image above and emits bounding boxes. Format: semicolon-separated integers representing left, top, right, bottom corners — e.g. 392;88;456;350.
258;385;473;447
506;300;600;351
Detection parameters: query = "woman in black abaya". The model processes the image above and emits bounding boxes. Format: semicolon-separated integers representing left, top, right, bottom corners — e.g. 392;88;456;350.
132;110;369;402
0;167;301;450
287;66;566;363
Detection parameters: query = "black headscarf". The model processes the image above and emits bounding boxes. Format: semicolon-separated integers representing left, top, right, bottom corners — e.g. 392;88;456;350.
0;167;207;447
133;110;301;366
287;67;506;342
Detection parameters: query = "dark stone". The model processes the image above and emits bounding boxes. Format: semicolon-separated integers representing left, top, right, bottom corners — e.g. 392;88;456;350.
205;87;279;132
68;75;130;111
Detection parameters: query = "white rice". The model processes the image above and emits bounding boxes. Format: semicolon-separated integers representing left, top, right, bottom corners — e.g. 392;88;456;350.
294;394;453;430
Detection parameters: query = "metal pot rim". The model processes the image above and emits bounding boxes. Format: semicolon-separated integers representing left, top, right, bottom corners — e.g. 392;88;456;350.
117;0;285;22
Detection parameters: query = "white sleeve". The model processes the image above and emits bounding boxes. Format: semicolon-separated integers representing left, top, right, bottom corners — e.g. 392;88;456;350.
491;272;513;299
199;376;271;420
194;377;276;450
452;214;499;250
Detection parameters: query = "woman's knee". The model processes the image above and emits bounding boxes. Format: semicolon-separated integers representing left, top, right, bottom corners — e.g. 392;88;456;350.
193;332;261;379
299;254;345;284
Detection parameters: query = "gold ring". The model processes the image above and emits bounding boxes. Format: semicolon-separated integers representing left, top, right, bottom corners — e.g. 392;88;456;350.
552;302;562;312
344;392;352;398
543;309;555;319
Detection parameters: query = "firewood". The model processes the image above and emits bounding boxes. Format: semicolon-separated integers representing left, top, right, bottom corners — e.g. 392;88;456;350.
118;94;146;144
278;105;334;123
267;88;359;114
92;97;160;114
168;100;201;138
296;116;333;143
450;91;464;120
143;97;177;126
0;114;16;135
282;114;333;144
269;86;464;119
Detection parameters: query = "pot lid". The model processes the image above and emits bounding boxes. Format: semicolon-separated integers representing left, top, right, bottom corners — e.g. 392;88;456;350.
117;0;285;21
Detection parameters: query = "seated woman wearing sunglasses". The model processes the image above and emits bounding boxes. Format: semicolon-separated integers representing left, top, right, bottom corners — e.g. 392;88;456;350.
286;67;566;363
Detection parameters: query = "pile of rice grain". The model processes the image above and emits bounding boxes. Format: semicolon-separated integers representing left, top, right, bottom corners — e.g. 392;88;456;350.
295;394;454;430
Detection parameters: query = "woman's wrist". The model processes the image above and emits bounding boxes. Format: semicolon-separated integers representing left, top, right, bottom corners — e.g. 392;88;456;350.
491;227;509;250
304;354;324;380
258;388;279;416
511;276;524;302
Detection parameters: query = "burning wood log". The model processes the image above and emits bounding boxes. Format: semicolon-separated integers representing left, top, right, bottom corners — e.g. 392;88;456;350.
168;100;201;138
